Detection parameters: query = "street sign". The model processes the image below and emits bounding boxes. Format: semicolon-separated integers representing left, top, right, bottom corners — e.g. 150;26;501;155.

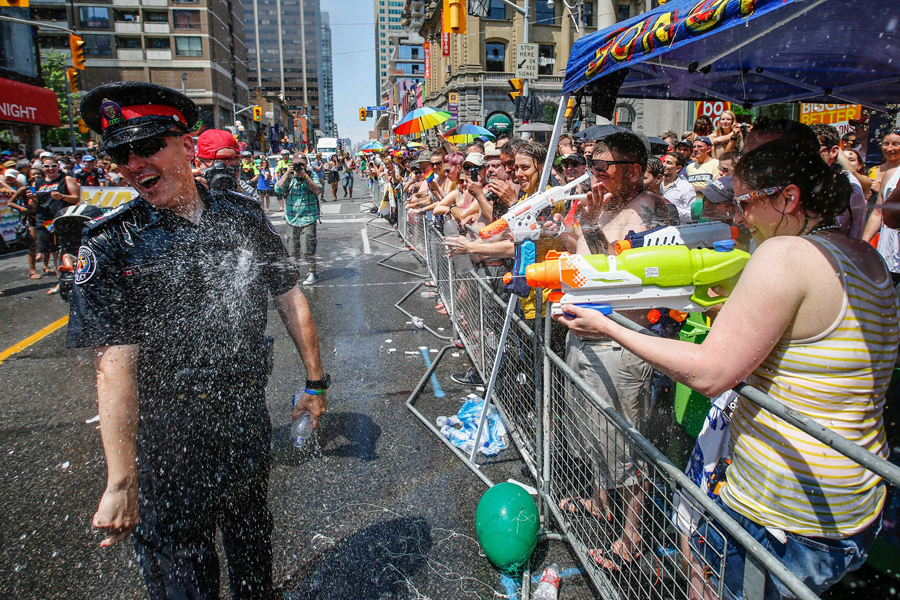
515;43;538;80
367;106;387;111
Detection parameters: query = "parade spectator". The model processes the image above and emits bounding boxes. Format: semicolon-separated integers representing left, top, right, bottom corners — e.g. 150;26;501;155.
685;136;719;192
0;168;25;254
309;153;326;203
715;150;738;180
643;156;664;193
675;139;693;165
7;168;41;277
843;148;872;198
555;139;897;598
326;154;341;200
742;116;818;153
341;152;355;198
709;110;743;158
698;175;739;226
33;155;80;276
277;151;322;285
240;151;260;187
660;130;679;153
74;154;103;187
257;160;274;211
273;149;292;211
559;131;672;571
193;129;258;199
863;130;900;280
689;115;713;144
660;152;696;224
560;154;589;194
812;123;867;239
465;141;486;155
558;134;575;157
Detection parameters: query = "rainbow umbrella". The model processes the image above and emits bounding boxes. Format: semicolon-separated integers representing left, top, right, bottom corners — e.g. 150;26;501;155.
406;141;424;149
394;107;452;135
360;140;384;153
446;124;495;144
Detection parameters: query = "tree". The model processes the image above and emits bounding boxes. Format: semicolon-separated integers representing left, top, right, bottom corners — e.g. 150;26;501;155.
40;50;85;148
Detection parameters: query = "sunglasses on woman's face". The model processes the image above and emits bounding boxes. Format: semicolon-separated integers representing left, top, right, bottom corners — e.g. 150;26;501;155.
107;133;182;165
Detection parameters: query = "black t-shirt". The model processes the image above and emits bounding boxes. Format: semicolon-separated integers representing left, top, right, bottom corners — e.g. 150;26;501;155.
75;168;102;187
33;175;69;224
67;184;299;381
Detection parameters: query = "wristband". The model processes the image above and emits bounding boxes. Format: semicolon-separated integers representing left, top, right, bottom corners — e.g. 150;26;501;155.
304;387;326;395
305;373;331;391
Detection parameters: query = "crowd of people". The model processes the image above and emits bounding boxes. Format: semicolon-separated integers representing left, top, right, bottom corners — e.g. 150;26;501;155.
369;117;900;599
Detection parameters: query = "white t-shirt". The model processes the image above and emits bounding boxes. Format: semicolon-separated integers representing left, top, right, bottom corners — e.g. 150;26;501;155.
876;168;900;273
661;177;697;224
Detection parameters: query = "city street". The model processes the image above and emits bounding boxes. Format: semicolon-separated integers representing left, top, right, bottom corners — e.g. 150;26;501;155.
0;177;594;599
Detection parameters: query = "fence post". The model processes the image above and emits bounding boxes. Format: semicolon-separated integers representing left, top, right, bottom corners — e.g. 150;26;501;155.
533;288;544;520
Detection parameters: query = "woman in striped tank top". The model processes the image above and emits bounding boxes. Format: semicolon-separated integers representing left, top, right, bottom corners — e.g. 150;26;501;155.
554;138;900;599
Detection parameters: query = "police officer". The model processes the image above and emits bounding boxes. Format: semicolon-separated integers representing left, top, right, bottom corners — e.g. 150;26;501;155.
68;81;329;599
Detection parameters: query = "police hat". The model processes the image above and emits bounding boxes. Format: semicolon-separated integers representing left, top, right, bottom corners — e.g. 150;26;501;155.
81;82;199;152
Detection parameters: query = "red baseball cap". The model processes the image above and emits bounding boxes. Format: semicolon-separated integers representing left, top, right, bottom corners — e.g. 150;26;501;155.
196;129;240;160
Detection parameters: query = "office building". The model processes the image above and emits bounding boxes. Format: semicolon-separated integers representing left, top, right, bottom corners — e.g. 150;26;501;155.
374;0;405;102
245;0;322;134
319;11;335;137
31;0;251;131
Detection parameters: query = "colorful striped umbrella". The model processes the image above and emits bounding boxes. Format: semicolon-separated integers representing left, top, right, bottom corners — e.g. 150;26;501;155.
360;140;384;153
406;141;424;149
445;124;496;144
394;107;452;135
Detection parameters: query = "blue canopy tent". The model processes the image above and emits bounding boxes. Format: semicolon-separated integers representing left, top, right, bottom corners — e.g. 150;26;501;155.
538;0;900;189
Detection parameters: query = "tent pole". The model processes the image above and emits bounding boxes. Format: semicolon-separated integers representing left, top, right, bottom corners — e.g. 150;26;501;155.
538;92;569;192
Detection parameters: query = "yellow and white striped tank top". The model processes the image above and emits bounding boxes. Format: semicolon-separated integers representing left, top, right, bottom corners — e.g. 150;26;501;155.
720;235;900;538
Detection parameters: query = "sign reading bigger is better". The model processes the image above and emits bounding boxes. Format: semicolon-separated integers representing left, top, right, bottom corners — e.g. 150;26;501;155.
800;103;862;135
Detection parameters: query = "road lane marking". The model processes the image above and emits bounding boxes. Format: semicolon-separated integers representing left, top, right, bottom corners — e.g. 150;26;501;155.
361;227;371;254
0;315;69;365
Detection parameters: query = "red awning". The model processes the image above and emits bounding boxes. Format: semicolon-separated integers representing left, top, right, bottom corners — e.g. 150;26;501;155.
0;77;61;127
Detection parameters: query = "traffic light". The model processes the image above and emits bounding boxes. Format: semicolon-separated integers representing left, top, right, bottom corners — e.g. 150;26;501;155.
564;97;575;119
69;34;86;70
77;118;89;135
359;108;366;121
65;67;79;93
252;106;262;121
0;0;30;6
443;0;466;34
508;78;523;103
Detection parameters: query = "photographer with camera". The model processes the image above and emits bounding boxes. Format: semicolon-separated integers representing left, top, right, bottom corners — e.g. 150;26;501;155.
193;129;259;198
276;152;322;285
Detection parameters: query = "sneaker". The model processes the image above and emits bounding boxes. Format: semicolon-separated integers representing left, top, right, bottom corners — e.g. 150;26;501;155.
302;272;319;285
451;367;484;386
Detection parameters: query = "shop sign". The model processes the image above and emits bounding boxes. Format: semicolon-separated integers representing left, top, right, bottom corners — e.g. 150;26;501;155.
0;77;61;127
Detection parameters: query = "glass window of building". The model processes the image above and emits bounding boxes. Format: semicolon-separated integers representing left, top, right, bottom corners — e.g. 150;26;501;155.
582;1;594;27
175;36;202;56
538;44;555;75
617;4;630;20
486;0;506;19
144;11;168;22
117;36;142;48
147;37;170;49
83;34;112;55
173;0;199;3
485;42;505;72
615;104;635;129
535;3;554;25
173;10;200;30
79;7;110;28
116;10;139;22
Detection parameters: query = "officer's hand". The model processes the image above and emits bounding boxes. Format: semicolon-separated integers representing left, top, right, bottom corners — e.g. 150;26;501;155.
292;391;327;429
93;480;139;548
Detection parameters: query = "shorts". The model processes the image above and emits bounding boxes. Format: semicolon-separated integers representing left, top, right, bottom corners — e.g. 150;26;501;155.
326;171;339;184
35;226;57;254
692;495;881;600
288;222;317;257
563;334;652;488
341;171;353;187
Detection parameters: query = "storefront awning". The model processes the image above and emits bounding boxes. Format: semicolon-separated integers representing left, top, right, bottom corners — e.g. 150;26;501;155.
0;77;61;127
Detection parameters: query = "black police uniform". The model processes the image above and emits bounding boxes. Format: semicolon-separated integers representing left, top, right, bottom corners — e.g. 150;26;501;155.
67;183;300;599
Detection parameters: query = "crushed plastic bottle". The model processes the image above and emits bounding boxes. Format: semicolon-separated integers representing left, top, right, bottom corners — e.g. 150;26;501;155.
440;424;475;453
436;415;463;428
532;563;561;600
411;316;425;329
290;394;316;448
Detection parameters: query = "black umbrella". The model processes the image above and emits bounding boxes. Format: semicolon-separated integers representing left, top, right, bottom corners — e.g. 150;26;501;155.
646;136;670;156
572;123;630;141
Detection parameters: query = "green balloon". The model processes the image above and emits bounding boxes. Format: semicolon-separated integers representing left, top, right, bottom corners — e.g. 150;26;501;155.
475;482;540;573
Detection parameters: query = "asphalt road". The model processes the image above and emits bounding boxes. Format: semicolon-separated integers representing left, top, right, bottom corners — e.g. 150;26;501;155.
0;176;594;599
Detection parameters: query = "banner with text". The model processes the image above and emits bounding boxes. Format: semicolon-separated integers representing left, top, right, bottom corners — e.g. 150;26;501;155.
799;103;862;135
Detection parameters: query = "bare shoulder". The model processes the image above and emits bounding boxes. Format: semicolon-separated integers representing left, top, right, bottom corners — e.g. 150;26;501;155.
626;191;671;228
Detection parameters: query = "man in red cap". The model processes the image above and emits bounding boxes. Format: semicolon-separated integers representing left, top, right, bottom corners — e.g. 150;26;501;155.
70;82;329;599
193;128;259;198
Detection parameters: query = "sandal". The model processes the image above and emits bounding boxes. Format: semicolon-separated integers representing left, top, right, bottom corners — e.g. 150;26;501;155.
30;272;42;279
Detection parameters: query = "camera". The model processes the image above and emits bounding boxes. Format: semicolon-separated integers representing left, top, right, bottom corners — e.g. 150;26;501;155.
740;123;750;134
469;166;482;181
202;160;239;192
293;163;306;172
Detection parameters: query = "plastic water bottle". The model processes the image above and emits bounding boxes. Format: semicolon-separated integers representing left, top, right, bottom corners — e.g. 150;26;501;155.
290;393;315;448
440;425;475;453
436;415;463;428
443;219;474;275
532;563;561;600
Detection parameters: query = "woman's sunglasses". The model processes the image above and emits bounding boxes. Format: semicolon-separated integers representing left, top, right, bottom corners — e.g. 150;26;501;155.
107;132;183;165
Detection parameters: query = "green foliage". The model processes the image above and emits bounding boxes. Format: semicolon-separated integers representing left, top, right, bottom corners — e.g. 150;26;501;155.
40;51;84;147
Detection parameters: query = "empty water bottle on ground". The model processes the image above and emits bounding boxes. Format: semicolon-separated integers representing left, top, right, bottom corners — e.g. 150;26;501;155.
533;563;561;600
290;393;315;448
443;219;474;275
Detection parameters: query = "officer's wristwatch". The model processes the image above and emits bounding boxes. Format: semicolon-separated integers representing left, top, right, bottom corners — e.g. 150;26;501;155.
305;373;331;391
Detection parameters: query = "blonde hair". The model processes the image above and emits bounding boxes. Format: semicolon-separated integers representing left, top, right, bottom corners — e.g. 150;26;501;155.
715;110;738;137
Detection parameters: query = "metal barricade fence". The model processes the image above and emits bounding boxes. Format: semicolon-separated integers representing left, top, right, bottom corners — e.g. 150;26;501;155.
386;201;893;600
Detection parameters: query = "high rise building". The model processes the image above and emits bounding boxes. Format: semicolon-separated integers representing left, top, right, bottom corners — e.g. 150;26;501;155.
319;11;335;137
32;0;250;131
245;0;322;130
373;0;404;103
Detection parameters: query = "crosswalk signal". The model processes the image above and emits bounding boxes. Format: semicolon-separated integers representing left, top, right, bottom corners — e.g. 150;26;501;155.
252;106;262;121
69;34;86;70
65;67;79;93
508;78;523;103
359;108;367;121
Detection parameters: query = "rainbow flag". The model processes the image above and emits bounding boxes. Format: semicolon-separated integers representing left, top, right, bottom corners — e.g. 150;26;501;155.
424;168;435;183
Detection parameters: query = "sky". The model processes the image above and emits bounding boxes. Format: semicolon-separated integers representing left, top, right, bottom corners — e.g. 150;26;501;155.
320;0;377;144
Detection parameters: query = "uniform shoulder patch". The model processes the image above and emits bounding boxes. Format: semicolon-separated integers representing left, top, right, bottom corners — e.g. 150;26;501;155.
74;245;98;285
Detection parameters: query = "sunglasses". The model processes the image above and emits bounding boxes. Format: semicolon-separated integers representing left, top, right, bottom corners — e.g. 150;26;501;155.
590;159;635;173
733;186;783;215
107;132;182;165
43;163;59;168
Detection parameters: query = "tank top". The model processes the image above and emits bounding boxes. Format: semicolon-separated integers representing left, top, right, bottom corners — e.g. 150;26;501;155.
876;168;900;272
721;235;900;537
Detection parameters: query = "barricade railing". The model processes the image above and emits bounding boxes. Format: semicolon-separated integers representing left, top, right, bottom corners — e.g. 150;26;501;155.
381;200;895;600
